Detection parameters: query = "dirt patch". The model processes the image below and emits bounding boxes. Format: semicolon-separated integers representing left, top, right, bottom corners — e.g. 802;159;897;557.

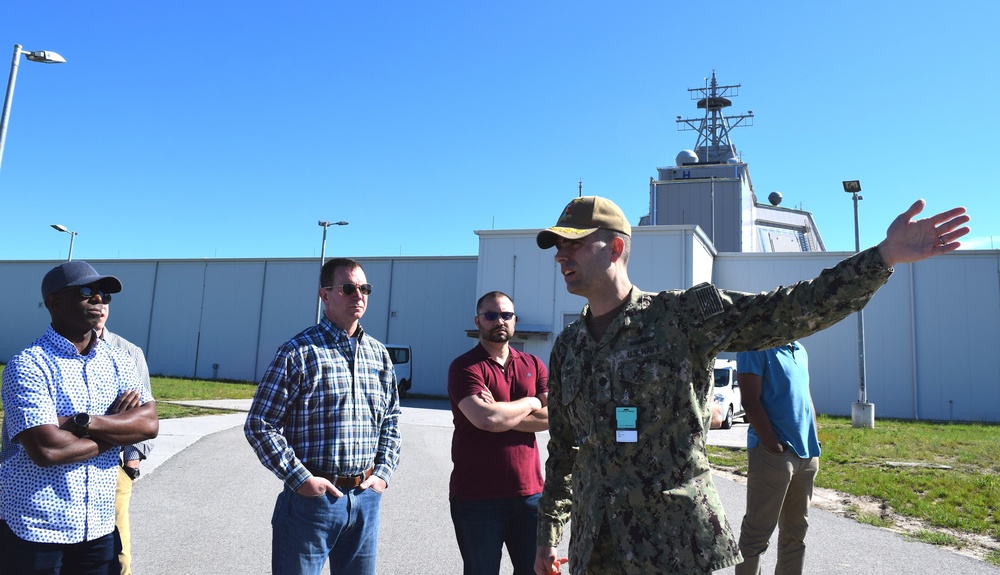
711;466;1000;564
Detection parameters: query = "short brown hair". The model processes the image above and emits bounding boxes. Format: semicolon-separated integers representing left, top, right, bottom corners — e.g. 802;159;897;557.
320;258;363;288
594;228;631;265
476;291;513;314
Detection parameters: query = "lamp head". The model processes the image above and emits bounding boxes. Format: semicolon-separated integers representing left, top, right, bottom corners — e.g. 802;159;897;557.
24;50;66;64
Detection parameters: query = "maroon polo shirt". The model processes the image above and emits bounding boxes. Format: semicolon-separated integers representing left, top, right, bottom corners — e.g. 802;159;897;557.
448;343;548;500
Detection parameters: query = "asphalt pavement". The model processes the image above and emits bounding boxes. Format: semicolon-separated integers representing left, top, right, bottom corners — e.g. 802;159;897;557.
129;399;997;574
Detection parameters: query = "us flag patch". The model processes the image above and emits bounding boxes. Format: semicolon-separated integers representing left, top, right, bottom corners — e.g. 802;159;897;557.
692;283;724;320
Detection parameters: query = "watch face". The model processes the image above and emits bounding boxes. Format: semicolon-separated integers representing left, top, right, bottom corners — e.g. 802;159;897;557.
73;413;91;427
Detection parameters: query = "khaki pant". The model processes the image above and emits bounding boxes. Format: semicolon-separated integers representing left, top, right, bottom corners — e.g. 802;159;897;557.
735;447;818;575
115;466;134;575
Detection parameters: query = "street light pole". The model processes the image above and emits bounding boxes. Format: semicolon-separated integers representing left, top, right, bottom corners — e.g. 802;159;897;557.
316;220;349;323
0;44;66;173
50;224;77;261
843;180;874;429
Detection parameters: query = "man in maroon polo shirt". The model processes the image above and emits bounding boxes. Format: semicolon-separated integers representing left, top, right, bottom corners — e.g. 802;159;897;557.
448;291;549;575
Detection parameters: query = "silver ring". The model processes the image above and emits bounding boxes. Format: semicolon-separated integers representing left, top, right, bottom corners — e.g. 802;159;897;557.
938;236;946;245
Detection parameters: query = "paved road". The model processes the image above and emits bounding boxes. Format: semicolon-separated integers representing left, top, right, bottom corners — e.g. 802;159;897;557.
129;400;996;574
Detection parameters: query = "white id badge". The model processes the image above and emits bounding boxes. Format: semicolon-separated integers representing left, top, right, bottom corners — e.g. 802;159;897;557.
616;430;638;443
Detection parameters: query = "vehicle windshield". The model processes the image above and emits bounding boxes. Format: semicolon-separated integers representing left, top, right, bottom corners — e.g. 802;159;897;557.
714;369;730;388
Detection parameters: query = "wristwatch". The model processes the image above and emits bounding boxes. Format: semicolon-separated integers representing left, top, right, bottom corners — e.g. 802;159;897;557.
122;465;141;480
71;412;92;437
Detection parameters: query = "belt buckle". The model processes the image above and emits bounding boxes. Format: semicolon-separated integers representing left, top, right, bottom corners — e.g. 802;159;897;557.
336;471;361;488
348;467;371;486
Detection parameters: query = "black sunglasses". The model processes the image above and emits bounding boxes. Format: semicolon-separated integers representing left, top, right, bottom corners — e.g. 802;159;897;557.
479;311;514;321
324;283;373;296
66;285;113;303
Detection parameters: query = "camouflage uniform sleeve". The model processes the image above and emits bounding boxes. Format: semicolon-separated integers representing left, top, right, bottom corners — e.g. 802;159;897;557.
537;336;577;547
713;246;894;353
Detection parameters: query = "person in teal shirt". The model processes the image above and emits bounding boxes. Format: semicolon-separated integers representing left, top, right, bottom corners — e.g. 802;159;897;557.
735;342;818;575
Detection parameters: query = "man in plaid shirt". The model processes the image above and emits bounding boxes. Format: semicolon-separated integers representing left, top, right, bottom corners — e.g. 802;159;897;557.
245;257;401;575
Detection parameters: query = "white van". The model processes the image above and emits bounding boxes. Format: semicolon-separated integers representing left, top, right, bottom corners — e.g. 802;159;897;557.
384;344;412;399
711;358;746;429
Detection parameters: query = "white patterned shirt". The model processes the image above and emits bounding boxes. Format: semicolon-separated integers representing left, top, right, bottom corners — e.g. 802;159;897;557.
1;326;151;543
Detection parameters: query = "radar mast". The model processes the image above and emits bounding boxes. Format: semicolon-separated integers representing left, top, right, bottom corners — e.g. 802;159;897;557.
675;71;754;163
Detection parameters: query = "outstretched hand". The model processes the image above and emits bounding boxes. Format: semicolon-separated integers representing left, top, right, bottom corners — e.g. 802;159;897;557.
876;200;970;268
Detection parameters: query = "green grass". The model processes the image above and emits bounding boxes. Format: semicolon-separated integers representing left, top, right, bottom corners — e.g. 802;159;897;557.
151;375;257;418
849;506;895;529
150;375;258;400
818;417;999;538
910;530;962;547
987;549;1000;565
708;415;1000;562
155;402;242;419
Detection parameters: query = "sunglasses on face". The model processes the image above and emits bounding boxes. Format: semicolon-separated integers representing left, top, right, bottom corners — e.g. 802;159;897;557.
66;285;113;303
479;311;514;321
324;283;373;296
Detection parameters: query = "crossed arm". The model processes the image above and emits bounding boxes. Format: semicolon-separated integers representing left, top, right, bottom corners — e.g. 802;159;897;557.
458;387;549;433
16;390;159;468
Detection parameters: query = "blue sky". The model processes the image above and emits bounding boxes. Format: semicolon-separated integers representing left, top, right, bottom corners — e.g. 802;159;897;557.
2;1;996;261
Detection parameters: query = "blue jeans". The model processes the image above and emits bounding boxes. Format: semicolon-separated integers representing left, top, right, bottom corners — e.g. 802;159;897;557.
271;485;382;575
0;520;119;575
449;493;541;575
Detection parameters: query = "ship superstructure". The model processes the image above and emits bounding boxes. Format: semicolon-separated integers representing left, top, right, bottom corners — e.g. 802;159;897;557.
641;71;825;253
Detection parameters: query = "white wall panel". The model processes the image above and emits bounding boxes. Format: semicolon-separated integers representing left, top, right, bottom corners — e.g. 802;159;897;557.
195;262;267;381
378;257;478;396
96;262;159;353
255;260;320;381
145;262;209;378
2;262;64;355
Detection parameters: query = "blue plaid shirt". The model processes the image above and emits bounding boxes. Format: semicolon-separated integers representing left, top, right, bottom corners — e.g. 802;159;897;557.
245;317;401;491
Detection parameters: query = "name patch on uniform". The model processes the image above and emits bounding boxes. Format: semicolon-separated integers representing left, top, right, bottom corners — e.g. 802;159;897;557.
625;344;659;359
616;430;638;442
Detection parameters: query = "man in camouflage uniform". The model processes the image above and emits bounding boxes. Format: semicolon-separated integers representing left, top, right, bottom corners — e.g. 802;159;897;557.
532;196;970;575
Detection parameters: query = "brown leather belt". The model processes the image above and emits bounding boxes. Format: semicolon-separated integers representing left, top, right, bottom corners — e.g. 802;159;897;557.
305;464;373;488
